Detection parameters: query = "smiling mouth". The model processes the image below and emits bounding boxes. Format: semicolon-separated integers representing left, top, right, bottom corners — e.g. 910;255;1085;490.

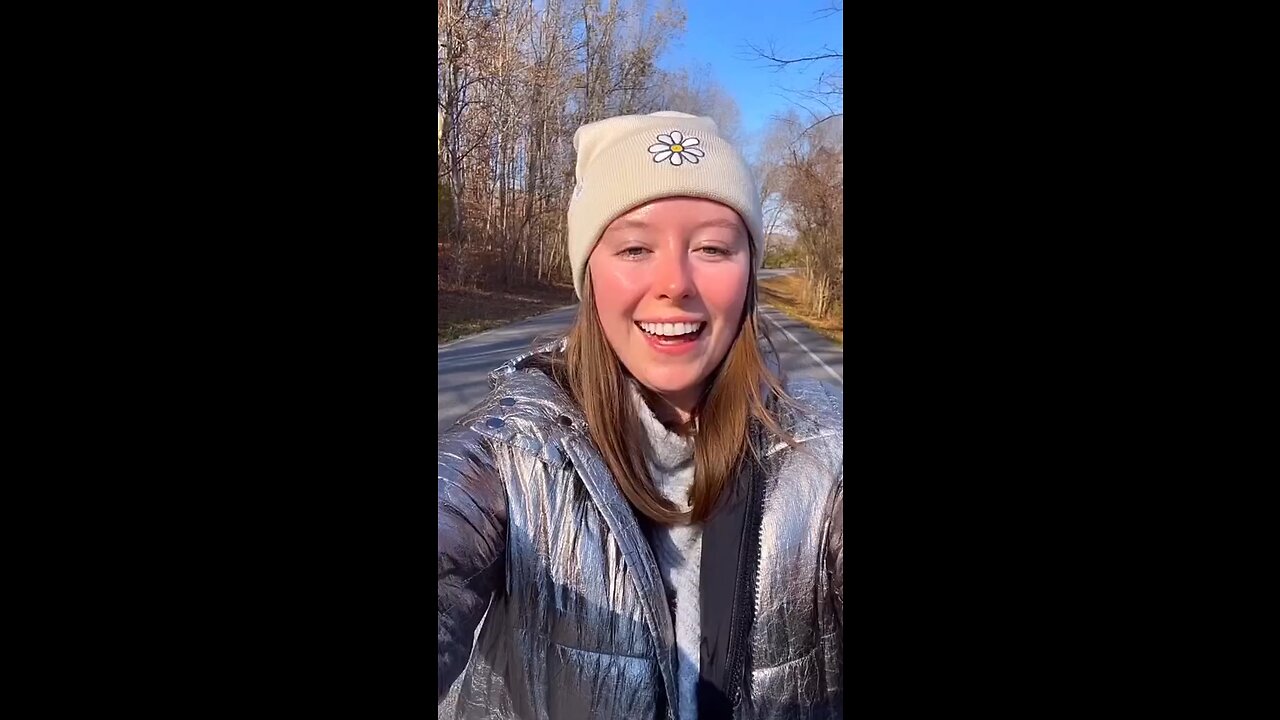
635;320;706;342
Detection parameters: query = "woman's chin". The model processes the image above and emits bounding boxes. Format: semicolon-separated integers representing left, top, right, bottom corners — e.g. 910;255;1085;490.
634;375;704;402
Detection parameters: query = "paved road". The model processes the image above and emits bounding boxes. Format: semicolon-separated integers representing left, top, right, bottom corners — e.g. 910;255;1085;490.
438;305;579;433
437;271;842;433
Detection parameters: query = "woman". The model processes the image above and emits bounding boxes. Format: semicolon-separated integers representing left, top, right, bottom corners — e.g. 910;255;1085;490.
438;111;843;719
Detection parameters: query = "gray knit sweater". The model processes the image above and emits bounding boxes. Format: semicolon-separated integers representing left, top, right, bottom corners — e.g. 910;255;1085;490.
630;384;701;720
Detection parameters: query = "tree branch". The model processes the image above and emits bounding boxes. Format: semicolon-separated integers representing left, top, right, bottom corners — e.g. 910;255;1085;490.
744;40;842;69
812;0;843;20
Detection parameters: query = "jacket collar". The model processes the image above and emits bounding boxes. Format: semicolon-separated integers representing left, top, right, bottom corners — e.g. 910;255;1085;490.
481;344;679;712
559;435;679;713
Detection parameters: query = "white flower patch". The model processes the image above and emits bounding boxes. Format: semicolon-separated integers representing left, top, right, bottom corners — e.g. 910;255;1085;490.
647;130;705;166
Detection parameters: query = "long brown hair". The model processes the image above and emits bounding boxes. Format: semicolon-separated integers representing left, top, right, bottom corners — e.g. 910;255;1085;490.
539;256;797;525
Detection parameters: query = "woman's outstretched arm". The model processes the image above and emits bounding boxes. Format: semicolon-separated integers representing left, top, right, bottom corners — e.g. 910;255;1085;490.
438;426;508;703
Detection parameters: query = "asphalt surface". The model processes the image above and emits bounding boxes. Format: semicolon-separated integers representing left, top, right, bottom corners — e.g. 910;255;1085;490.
436;269;842;433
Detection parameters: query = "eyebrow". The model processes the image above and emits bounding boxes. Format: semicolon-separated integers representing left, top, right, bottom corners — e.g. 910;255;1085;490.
605;218;651;232
692;218;745;232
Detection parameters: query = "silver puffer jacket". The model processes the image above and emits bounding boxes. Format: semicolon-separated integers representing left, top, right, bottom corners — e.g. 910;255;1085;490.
438;346;844;719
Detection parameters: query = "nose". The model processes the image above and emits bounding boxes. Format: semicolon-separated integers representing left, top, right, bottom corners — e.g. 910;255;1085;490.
652;251;694;300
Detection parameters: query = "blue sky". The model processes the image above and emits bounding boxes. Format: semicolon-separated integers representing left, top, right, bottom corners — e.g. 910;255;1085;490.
660;0;843;153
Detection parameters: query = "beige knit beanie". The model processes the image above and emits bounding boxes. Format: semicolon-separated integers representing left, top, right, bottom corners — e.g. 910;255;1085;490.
566;111;764;299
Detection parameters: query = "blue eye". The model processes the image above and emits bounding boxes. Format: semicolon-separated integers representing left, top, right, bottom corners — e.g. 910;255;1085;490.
620;247;649;259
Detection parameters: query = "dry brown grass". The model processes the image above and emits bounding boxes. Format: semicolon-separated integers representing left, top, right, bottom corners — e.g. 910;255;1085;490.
438;281;576;343
758;275;843;345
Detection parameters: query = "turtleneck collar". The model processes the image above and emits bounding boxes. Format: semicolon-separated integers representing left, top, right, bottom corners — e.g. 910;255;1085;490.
628;380;696;509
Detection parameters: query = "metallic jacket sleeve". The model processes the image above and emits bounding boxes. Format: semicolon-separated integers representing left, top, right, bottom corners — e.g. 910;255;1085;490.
438;424;508;703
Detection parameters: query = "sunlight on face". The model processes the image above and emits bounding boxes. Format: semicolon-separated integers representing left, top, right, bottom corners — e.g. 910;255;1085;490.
588;196;752;413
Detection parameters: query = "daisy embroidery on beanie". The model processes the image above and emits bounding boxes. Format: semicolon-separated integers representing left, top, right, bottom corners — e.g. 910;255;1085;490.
648;130;704;166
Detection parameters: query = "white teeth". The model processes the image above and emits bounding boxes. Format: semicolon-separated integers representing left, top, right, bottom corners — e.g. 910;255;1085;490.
638;321;704;336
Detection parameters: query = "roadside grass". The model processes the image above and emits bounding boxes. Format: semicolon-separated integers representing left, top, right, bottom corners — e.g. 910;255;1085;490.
438;281;576;343
758;275;844;346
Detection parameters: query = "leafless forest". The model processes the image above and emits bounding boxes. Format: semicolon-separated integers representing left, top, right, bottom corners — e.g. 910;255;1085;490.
438;0;842;320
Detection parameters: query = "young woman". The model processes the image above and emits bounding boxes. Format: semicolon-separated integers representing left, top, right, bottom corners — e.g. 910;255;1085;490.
438;112;843;719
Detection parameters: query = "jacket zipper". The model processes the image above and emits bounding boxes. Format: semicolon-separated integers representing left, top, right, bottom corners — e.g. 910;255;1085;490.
727;455;765;709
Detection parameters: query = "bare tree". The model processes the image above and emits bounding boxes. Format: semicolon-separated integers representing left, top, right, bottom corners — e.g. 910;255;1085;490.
651;64;744;143
437;0;690;291
742;2;843;316
756;111;843;318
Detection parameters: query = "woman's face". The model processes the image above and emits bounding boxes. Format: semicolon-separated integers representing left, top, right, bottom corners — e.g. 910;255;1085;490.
588;196;752;412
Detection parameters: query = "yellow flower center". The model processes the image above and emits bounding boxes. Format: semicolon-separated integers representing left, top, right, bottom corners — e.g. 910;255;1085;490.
671;144;683;152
